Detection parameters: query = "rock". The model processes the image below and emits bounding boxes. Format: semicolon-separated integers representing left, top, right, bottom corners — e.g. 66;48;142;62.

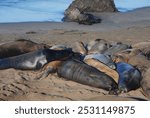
65;0;117;13
62;8;101;25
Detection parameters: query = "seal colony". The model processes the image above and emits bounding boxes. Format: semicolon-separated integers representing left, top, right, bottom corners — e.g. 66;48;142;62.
0;39;149;98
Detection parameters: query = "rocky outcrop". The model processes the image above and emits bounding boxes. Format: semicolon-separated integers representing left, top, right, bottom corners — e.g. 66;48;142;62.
62;8;101;25
66;0;117;13
63;0;117;25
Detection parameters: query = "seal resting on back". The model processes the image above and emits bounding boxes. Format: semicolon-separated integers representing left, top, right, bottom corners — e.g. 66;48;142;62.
57;59;118;94
116;62;142;93
0;39;50;59
0;48;73;70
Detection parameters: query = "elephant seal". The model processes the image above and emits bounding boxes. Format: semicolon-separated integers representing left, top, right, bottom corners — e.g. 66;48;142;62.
140;68;150;99
0;39;50;59
116;62;142;93
87;39;109;54
113;49;143;63
84;53;116;69
0;49;73;70
57;59;118;94
132;41;150;60
113;48;150;74
50;44;72;51
84;58;119;83
74;41;87;55
104;42;130;57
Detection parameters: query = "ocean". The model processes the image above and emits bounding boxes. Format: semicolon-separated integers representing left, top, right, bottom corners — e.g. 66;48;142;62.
0;0;150;23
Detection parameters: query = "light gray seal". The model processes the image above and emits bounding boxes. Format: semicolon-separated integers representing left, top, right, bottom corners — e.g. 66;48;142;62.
0;49;73;70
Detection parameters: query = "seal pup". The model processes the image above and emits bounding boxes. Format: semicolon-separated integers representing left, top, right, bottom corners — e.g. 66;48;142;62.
0;39;50;59
104;42;130;57
84;58;119;83
116;62;142;93
87;39;109;54
57;59;118;94
84;53;116;69
0;49;73;70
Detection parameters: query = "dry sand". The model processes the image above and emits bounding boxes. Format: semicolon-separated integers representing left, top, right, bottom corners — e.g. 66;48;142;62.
0;7;150;101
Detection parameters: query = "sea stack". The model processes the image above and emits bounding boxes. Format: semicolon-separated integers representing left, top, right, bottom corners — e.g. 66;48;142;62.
63;0;117;24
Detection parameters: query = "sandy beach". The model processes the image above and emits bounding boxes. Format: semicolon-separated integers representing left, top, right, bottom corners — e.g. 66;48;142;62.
0;7;150;101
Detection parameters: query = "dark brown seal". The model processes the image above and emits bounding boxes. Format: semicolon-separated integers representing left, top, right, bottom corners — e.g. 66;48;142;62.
0;39;50;59
57;59;118;94
0;49;73;70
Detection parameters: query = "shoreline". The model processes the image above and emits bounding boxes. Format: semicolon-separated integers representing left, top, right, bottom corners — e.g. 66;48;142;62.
0;7;150;34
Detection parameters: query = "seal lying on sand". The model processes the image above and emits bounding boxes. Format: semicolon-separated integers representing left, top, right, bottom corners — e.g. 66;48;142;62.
84;53;116;69
57;59;118;94
87;39;109;54
112;48;150;99
116;62;142;93
104;42;130;57
0;49;73;70
132;41;150;60
113;49;143;63
74;41;88;55
84;58;119;83
0;39;50;59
